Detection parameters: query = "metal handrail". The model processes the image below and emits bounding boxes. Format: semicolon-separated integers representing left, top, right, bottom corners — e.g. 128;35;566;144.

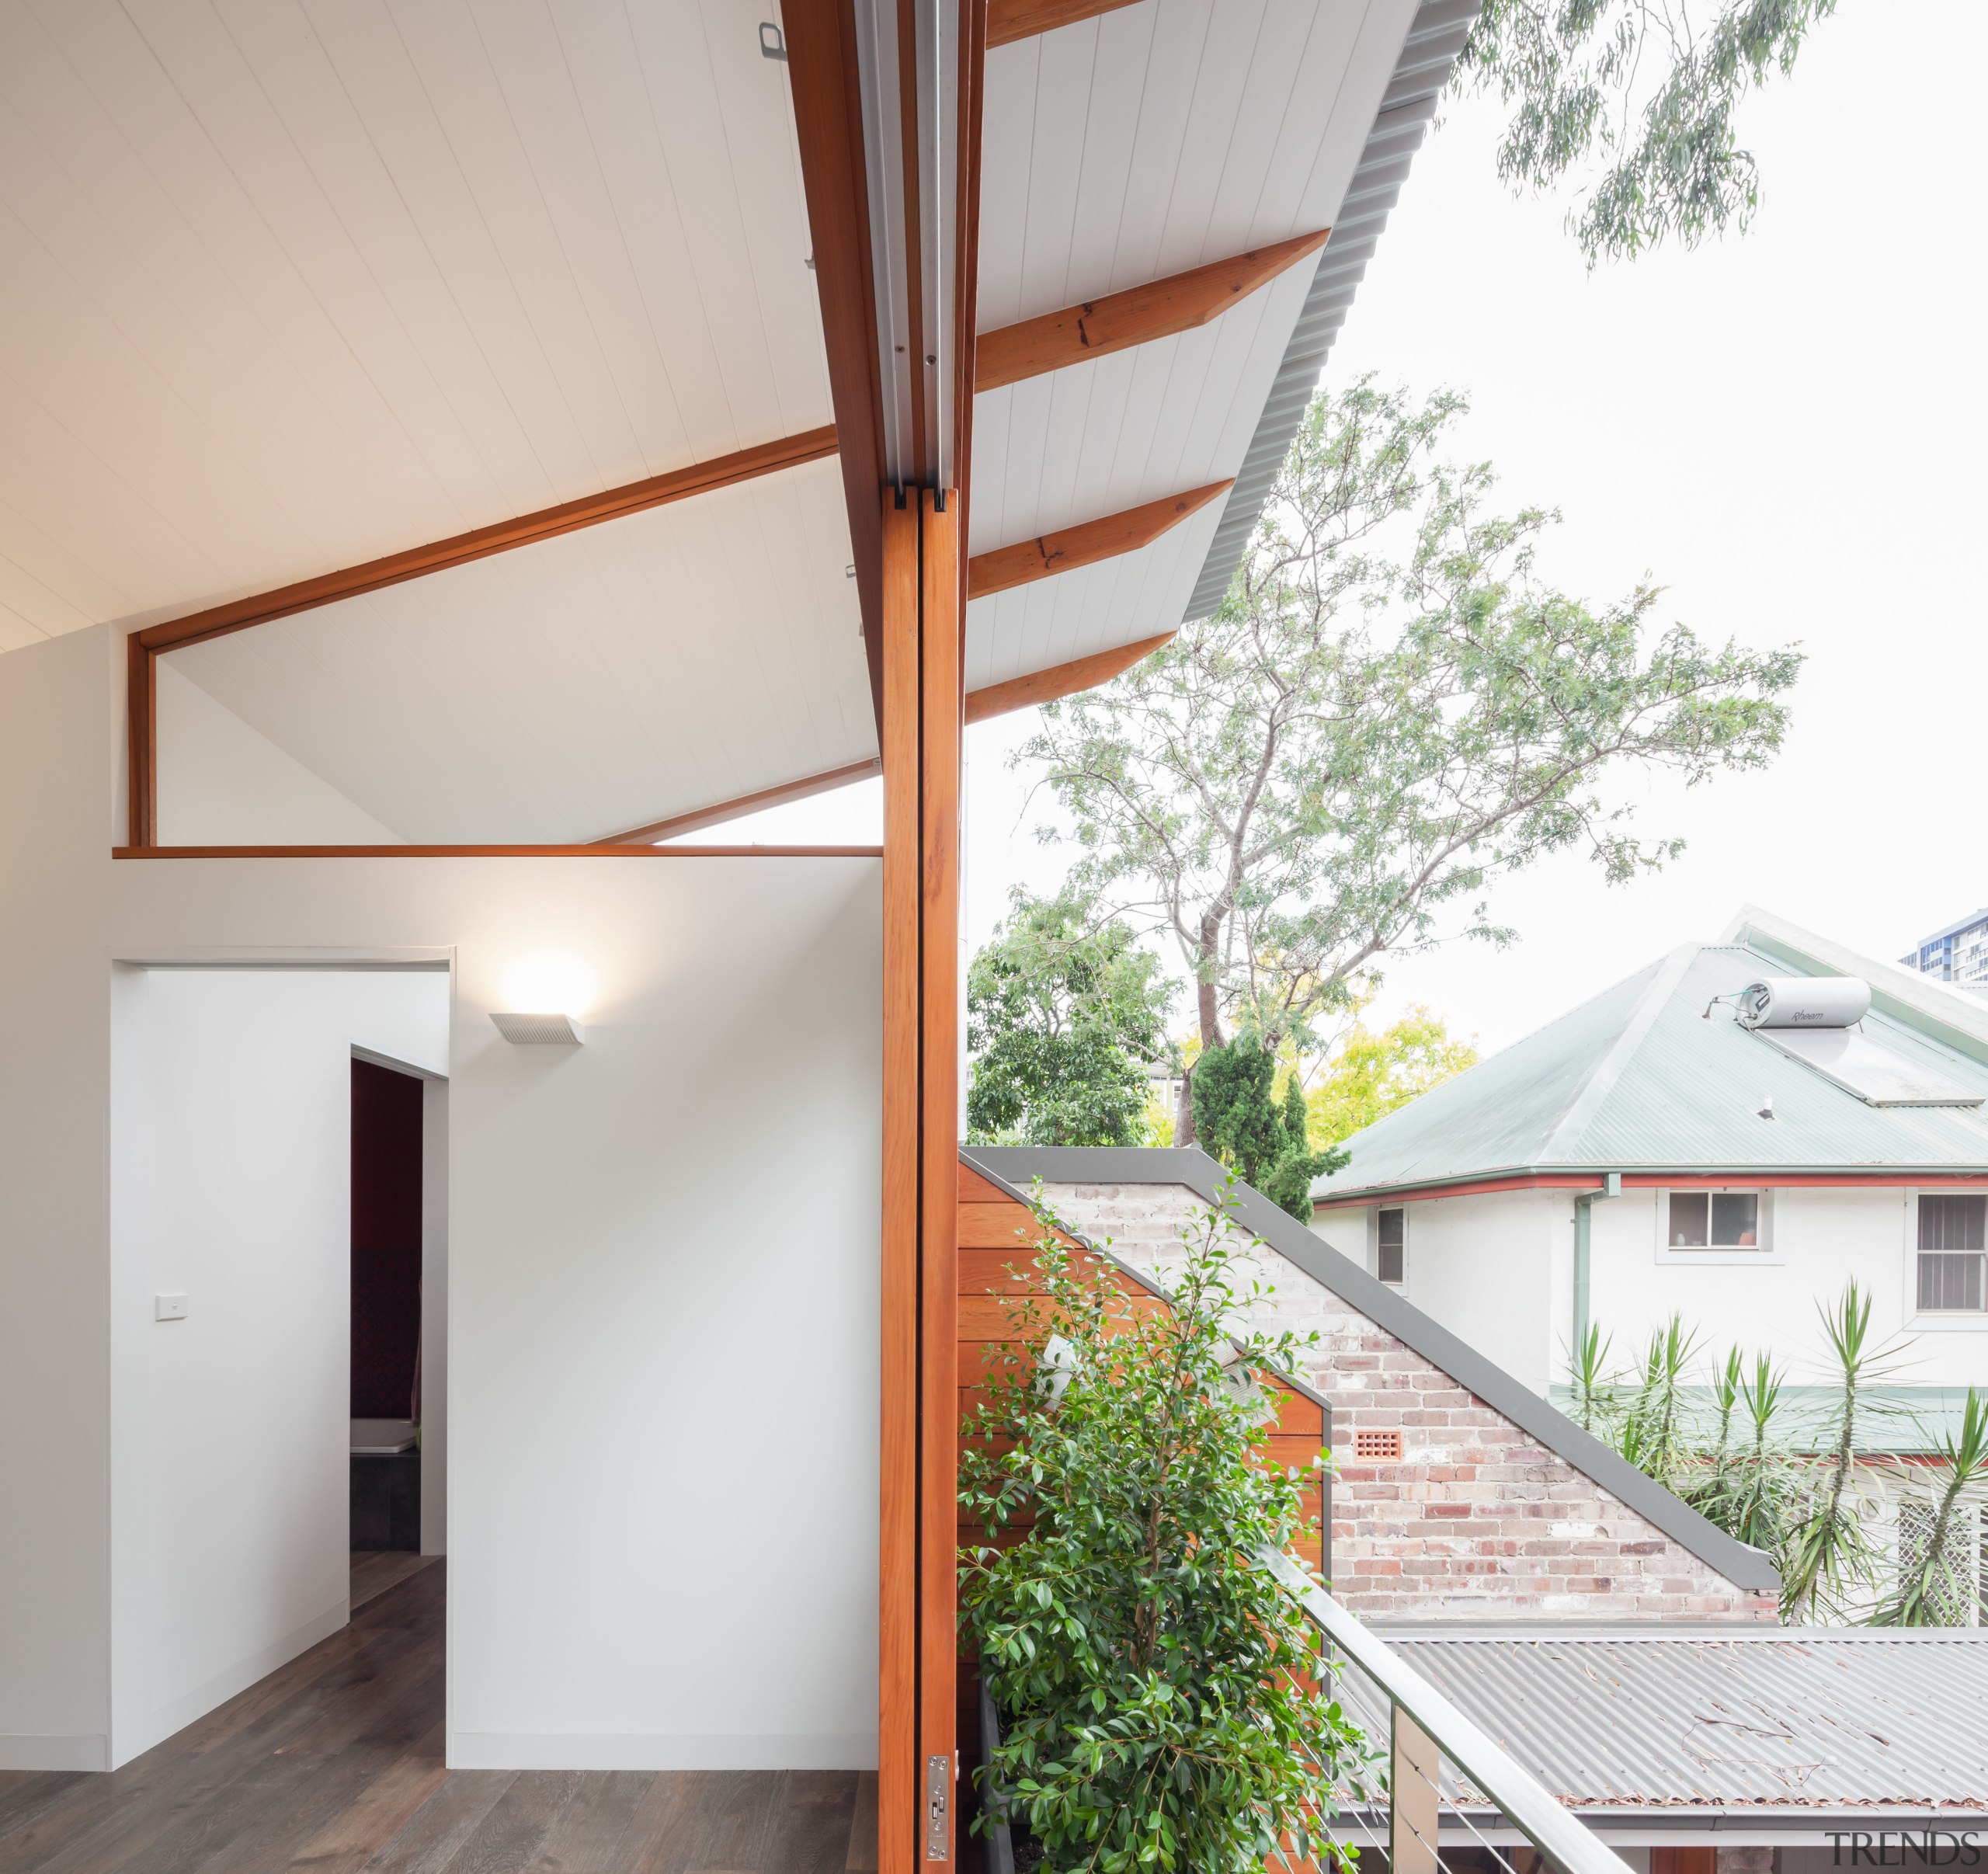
1261;1551;1627;1874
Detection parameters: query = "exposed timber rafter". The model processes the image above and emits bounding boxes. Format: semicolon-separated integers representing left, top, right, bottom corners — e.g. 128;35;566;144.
966;480;1231;599
134;427;839;655
985;0;1147;49
974;228;1331;392
965;632;1173;723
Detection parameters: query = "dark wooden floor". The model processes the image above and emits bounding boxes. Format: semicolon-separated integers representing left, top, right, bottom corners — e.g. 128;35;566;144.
0;1559;877;1873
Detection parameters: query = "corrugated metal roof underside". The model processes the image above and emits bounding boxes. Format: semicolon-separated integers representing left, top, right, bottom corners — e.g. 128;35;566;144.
1321;944;1988;1196
1185;0;1481;620
1333;1629;1988;1810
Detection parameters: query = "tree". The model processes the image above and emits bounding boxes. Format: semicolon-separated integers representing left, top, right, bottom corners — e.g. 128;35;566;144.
1021;380;1800;1145
1305;1006;1479;1147
966;888;1173;1148
1190;1038;1344;1224
1459;0;1844;265
960;1187;1364;1871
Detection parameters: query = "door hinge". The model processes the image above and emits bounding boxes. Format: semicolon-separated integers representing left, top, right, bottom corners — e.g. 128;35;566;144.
926;1754;951;1860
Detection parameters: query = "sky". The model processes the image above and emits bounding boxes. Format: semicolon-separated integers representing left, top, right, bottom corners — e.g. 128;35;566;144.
700;1;1988;1061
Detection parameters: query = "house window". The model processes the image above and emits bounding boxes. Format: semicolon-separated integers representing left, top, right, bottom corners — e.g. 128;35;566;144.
1667;1190;1761;1248
1377;1207;1406;1285
1917;1194;1987;1312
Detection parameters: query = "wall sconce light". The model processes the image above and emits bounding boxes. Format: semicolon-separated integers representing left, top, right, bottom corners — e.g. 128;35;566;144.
491;1010;584;1045
493;954;594;1045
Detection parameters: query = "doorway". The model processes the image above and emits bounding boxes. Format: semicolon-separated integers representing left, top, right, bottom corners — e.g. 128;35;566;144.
349;1058;425;1552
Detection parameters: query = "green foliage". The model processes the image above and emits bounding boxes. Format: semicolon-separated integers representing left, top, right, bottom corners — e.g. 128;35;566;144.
1458;0;1844;264
1576;1284;1980;1623
967;888;1173;1148
1875;1390;1988;1629
1191;1038;1346;1224
958;1185;1366;1873
1021;381;1800;1101
1305;1006;1479;1147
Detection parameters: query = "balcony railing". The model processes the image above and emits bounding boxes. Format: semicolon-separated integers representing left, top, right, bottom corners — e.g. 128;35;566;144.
1263;1551;1627;1874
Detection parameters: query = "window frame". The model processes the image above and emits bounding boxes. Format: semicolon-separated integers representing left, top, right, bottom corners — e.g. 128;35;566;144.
1906;1188;1988;1326
1653;1186;1781;1266
1374;1205;1407;1288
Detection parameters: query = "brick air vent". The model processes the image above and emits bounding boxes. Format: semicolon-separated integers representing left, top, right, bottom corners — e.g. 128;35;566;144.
1354;1429;1403;1462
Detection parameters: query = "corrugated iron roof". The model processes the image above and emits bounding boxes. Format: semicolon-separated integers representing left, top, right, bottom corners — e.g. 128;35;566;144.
1319;933;1988;1199
1334;1627;1988;1814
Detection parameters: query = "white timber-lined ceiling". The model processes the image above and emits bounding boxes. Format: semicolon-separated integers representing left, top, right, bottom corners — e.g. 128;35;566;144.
967;0;1418;688
0;0;1429;840
0;0;828;648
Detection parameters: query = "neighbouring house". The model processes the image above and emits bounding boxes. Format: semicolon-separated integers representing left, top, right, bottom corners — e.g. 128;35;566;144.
1308;908;1988;1429
0;2;1486;1864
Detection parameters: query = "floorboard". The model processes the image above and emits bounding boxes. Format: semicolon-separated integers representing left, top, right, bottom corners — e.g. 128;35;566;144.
0;1564;874;1874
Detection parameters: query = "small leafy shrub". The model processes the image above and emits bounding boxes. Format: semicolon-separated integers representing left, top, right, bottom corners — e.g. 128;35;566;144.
959;1184;1365;1872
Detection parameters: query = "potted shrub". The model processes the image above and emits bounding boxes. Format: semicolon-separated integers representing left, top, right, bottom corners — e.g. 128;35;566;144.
960;1184;1366;1873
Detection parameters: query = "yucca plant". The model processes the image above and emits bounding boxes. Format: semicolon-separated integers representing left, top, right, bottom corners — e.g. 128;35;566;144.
1780;1282;1899;1622
1872;1390;1988;1628
1616;1315;1701;1490
1564;1324;1618;1434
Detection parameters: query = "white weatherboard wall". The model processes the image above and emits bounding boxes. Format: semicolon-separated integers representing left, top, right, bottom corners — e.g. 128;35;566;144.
109;968;449;1764
0;626;881;1772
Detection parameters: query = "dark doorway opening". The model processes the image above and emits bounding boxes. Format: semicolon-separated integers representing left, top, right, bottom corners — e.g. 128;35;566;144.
350;1057;424;1551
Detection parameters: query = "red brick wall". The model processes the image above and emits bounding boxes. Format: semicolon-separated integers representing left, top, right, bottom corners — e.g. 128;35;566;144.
1040;1180;1778;1623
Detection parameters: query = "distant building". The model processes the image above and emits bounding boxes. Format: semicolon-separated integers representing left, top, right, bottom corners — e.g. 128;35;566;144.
1902;905;1988;987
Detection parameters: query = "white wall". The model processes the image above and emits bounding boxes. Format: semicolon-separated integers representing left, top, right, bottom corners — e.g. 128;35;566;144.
0;626;883;1772
108;967;448;1764
1584;1184;1988;1384
155;660;404;847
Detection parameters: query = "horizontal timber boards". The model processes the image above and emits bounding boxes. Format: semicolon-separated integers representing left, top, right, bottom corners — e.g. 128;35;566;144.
137;428;839;653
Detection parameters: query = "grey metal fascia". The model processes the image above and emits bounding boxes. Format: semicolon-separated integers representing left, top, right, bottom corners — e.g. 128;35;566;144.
962;1146;1782;1596
1183;0;1482;620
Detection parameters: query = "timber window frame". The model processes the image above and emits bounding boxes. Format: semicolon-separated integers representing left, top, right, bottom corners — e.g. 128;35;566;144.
1375;1205;1406;1288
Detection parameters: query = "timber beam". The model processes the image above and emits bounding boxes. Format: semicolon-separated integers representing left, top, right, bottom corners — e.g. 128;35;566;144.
965;632;1173;723
986;0;1147;47
965;480;1231;598
974;228;1330;391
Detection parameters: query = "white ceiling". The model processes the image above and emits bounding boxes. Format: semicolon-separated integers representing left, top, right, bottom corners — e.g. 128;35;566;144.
163;455;871;844
967;0;1416;680
0;0;826;652
0;0;1420;840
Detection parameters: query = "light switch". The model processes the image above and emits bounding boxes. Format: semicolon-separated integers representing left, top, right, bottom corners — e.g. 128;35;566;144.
154;1293;189;1322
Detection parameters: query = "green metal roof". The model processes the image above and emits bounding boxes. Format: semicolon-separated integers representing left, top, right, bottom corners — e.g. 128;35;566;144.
1319;927;1988;1199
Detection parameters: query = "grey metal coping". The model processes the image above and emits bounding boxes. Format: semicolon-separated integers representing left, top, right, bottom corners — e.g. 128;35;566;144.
961;1144;1783;1597
960;1148;1335;1417
1184;0;1482;619
1326;1624;1988;1820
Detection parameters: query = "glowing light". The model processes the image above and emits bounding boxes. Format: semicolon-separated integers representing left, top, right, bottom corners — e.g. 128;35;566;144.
499;953;596;1019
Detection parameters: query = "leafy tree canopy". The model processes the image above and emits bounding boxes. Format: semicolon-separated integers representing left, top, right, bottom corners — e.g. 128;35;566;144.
1021;378;1800;1143
1460;0;1843;264
1193;1036;1345;1223
1305;1004;1479;1148
966;888;1173;1148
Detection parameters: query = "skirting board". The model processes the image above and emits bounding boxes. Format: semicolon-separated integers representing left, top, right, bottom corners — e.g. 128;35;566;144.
113;1596;350;1768
447;1731;879;1771
0;1734;109;1771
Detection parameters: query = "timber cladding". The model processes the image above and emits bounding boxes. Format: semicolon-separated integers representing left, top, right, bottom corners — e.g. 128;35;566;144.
954;1161;1327;1574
